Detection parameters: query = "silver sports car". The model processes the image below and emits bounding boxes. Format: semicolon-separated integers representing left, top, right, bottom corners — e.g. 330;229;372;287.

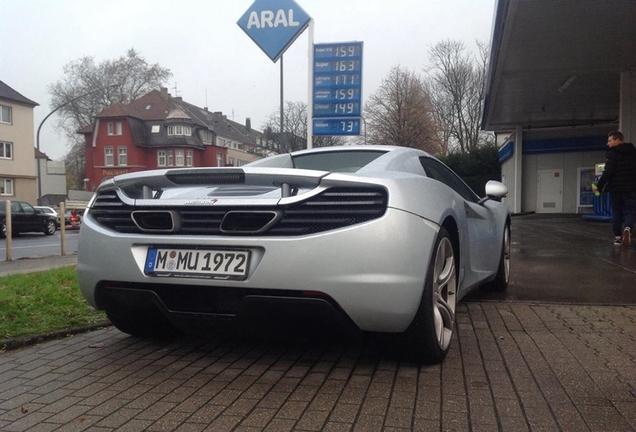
78;145;509;364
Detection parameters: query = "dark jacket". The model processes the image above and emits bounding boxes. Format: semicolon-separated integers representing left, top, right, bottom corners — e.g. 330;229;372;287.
596;142;636;192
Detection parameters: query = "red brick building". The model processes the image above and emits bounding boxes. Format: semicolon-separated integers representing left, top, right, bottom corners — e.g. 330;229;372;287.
78;88;271;190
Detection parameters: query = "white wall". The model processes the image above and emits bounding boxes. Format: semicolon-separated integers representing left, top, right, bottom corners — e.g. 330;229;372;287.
521;151;605;214
38;159;66;197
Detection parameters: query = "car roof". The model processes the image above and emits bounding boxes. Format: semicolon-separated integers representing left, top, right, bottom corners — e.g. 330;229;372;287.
1;199;28;204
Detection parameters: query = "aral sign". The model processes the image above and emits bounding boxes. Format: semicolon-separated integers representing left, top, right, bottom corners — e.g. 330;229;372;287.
238;0;312;62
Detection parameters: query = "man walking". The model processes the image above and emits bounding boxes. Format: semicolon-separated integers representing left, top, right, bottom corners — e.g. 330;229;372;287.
593;131;636;248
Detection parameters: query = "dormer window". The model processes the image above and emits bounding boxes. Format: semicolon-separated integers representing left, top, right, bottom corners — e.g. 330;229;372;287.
107;121;122;136
200;129;214;145
167;125;192;136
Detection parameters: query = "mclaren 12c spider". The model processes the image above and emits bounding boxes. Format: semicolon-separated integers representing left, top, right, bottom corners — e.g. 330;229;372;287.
78;145;509;363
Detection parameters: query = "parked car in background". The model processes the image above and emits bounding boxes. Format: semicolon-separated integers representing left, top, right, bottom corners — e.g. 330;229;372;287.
34;205;61;228
1;200;57;237
77;145;510;364
65;210;82;228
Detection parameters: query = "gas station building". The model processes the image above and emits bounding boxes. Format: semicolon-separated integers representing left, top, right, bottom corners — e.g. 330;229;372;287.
482;0;636;214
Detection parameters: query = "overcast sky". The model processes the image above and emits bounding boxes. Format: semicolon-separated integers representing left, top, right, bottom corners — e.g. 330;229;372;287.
1;0;496;160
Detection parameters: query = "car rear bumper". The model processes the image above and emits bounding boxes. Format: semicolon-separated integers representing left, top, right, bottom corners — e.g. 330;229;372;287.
96;284;364;340
78;208;439;333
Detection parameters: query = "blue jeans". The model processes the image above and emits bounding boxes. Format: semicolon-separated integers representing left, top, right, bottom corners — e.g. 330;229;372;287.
611;190;636;236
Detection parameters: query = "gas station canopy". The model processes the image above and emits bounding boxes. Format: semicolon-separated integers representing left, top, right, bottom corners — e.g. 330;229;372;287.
482;0;636;132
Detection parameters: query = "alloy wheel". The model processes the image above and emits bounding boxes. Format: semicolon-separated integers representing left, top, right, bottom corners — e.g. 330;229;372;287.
46;220;56;235
432;236;457;350
503;228;511;283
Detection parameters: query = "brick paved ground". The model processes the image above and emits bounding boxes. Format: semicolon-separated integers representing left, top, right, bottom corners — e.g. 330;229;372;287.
1;303;634;432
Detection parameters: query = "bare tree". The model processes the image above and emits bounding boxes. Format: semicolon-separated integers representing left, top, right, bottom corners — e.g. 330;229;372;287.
426;40;493;154
64;141;86;192
313;134;348;148
263;101;346;152
51;48;171;140
363;65;441;154
49;48;171;187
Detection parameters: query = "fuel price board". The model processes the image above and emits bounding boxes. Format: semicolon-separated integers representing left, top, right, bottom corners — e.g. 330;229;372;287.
312;42;363;135
313;117;361;135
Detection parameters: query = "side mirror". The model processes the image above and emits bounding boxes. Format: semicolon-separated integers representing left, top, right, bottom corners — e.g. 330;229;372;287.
479;180;508;204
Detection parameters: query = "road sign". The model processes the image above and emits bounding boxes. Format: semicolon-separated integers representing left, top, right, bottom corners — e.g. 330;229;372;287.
313;117;361;136
312;42;363;135
237;0;312;62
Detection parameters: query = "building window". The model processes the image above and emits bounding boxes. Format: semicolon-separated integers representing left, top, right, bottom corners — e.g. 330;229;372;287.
151;125;160;133
186;150;193;166
227;157;235;167
107;121;122;136
201;130;214;144
0;105;11;124
118;147;127;166
157;150;175;167
167;125;192;136
0;141;12;159
105;147;114;166
0;178;14;196
176;149;184;166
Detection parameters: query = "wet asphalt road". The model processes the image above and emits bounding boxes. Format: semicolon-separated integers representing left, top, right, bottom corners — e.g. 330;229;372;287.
465;215;636;305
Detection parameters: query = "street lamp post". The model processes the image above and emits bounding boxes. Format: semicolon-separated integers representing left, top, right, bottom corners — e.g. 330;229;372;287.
36;85;115;205
360;116;368;144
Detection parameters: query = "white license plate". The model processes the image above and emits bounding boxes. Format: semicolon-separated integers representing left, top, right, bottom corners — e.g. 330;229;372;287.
145;247;250;280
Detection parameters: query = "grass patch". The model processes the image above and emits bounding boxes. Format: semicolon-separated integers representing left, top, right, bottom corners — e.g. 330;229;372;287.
0;266;107;341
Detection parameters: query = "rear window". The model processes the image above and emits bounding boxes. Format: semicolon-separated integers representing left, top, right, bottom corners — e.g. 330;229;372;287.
292;150;386;173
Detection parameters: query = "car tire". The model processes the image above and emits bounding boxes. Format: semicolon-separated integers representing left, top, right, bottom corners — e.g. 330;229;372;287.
106;310;182;339
1;221;18;237
400;227;457;364
44;220;56;236
482;224;510;292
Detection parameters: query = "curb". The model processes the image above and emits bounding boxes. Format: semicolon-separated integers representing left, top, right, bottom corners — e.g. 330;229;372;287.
0;321;112;352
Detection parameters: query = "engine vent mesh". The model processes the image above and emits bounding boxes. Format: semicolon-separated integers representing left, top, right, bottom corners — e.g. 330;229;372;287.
89;187;387;236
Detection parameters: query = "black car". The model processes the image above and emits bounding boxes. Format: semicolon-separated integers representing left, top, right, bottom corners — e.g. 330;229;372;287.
34;206;61;228
0;200;57;237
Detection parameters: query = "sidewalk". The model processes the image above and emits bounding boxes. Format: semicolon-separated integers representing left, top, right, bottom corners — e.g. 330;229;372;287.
0;254;77;277
1;303;634;432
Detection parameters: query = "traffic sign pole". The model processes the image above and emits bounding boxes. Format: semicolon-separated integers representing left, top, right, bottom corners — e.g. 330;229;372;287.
280;55;284;152
307;20;314;149
238;0;313;151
